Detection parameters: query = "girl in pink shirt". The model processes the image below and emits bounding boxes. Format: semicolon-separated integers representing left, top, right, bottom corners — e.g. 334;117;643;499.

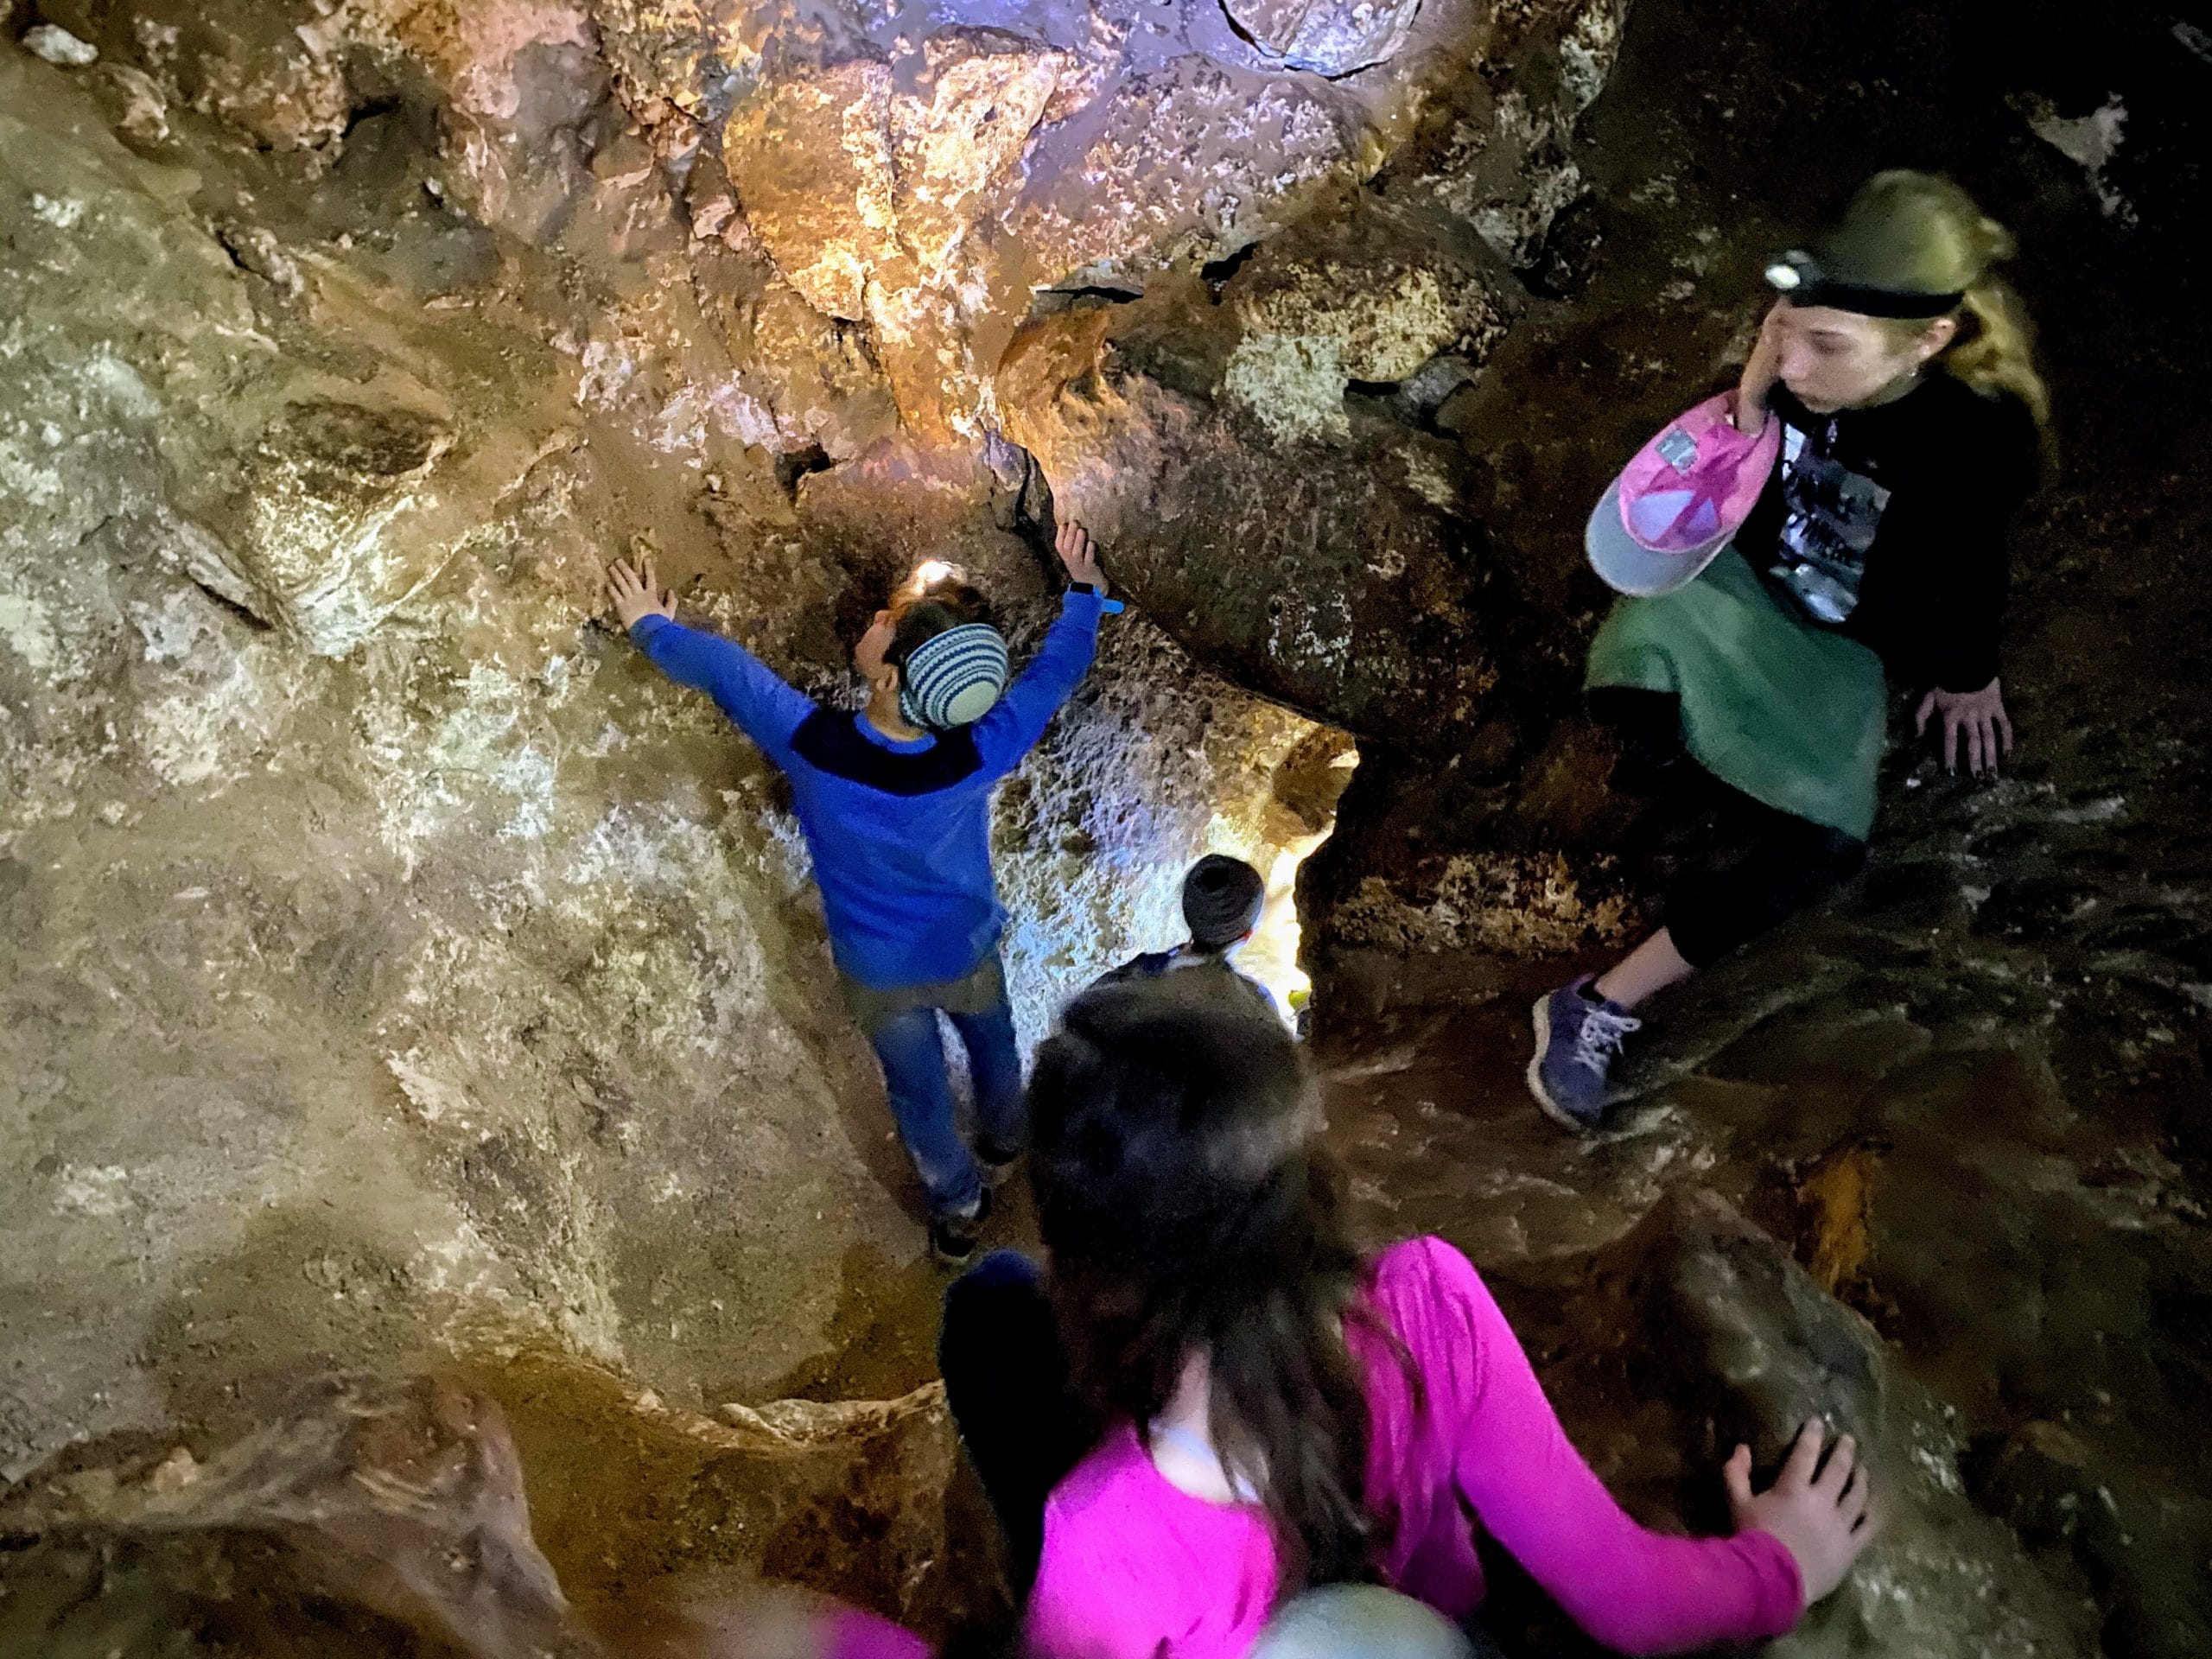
938;973;1873;1658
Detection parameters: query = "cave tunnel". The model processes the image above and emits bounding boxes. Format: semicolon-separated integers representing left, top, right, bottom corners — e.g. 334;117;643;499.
1;0;2209;1655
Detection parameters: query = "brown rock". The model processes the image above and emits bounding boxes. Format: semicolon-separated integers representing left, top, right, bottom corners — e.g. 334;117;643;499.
0;1373;606;1659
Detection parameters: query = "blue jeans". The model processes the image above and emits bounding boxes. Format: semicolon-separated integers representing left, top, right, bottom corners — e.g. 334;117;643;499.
858;968;1024;1221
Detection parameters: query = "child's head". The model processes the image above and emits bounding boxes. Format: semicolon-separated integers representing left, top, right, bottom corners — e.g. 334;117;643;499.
1182;854;1268;954
853;568;1009;730
1027;973;1375;1594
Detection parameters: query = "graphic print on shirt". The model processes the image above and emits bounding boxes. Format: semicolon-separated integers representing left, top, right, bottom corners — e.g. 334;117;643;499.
1769;420;1892;625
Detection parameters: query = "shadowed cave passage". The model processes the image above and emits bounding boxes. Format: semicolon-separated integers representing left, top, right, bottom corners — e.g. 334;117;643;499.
2;0;2210;1656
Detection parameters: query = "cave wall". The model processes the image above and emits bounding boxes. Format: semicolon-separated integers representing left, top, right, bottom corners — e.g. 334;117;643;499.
6;0;2211;1653
0;0;1371;1485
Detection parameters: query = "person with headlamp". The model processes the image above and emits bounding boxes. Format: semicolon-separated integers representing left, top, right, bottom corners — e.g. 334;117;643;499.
607;524;1120;1262
1529;171;2050;1131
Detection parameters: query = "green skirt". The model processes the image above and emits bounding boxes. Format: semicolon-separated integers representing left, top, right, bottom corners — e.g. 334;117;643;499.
1585;548;1886;841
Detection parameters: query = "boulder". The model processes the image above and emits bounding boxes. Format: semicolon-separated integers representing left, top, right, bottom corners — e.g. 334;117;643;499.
1510;1191;2104;1658
1220;0;1427;79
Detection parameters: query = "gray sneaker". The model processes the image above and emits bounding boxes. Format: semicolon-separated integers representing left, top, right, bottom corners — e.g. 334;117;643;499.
1527;975;1641;1132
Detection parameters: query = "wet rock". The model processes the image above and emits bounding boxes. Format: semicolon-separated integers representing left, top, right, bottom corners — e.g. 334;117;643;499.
1980;1421;2212;1659
1556;1191;2101;1658
1221;0;1426;78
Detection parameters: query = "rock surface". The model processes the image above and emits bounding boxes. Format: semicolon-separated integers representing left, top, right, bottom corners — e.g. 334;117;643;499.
4;0;2210;1655
0;14;1330;1506
1221;0;1427;78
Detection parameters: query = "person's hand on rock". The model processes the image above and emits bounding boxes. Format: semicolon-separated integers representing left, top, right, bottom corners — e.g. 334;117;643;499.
1915;677;2013;777
1724;1419;1875;1604
607;556;675;630
1056;520;1107;596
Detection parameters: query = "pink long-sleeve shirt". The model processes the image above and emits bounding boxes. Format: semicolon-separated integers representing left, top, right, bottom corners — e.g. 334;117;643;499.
1023;1236;1802;1658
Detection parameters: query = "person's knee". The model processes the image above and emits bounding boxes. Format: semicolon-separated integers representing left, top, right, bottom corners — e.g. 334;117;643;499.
1253;1586;1473;1659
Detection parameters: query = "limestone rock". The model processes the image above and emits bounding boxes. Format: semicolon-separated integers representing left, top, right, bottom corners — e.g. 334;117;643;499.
2;23;1332;1536
721;58;898;324
1584;1192;2101;1658
23;23;99;67
0;1363;971;1657
0;1373;605;1659
995;196;1516;744
1016;55;1370;283
1002;340;1494;738
1219;191;1518;442
720;30;1071;434
1221;0;1425;78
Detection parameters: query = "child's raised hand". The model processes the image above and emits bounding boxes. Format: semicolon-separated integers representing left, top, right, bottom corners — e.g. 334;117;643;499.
607;556;675;629
1056;520;1107;595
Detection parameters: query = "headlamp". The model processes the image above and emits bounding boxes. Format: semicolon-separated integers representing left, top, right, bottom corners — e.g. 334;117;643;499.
1764;251;1810;292
1761;246;1963;320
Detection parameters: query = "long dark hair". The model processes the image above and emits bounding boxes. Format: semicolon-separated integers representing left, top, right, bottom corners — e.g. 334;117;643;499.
1027;975;1390;1596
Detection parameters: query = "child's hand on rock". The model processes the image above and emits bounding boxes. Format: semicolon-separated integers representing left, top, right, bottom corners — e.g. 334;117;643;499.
1725;1419;1875;1604
607;556;675;630
1056;520;1107;594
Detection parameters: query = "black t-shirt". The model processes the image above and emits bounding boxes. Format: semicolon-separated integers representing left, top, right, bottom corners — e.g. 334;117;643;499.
1732;375;2039;693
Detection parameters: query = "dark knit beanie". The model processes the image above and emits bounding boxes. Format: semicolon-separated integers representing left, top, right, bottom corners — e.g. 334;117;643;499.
1183;854;1267;950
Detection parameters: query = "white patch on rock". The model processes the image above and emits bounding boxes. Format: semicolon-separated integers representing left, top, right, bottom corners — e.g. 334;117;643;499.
1558;0;1629;118
0;585;61;674
2023;92;2134;221
1222;332;1351;442
54;1165;136;1218
23;24;100;67
29;192;86;230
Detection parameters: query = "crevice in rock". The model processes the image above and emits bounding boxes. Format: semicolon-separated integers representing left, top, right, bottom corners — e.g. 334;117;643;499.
1200;238;1265;301
774;442;835;497
188;578;276;633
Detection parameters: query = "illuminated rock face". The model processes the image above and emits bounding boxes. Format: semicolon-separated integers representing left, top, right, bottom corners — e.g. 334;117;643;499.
1221;0;1427;77
0;20;1331;1506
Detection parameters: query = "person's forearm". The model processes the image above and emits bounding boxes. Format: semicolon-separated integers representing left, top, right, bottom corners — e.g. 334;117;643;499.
974;593;1105;771
1733;382;1772;435
631;615;812;757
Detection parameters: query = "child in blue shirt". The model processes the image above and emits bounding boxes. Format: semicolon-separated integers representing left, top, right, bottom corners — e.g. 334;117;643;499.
607;524;1115;1263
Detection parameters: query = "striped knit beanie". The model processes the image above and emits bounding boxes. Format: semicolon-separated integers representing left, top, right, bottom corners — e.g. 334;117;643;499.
898;622;1010;729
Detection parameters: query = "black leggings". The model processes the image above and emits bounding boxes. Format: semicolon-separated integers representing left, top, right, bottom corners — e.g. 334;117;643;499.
1592;689;1867;969
938;1250;1096;1595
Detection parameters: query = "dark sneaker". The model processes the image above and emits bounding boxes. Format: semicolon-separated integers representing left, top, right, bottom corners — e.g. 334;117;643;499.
976;1141;1021;1192
1527;975;1642;1132
930;1186;993;1268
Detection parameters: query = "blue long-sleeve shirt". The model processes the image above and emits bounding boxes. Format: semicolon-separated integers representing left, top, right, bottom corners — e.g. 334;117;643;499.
631;592;1106;990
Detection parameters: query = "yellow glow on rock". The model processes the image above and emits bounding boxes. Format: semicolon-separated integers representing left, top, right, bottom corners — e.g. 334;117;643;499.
1244;836;1325;1017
